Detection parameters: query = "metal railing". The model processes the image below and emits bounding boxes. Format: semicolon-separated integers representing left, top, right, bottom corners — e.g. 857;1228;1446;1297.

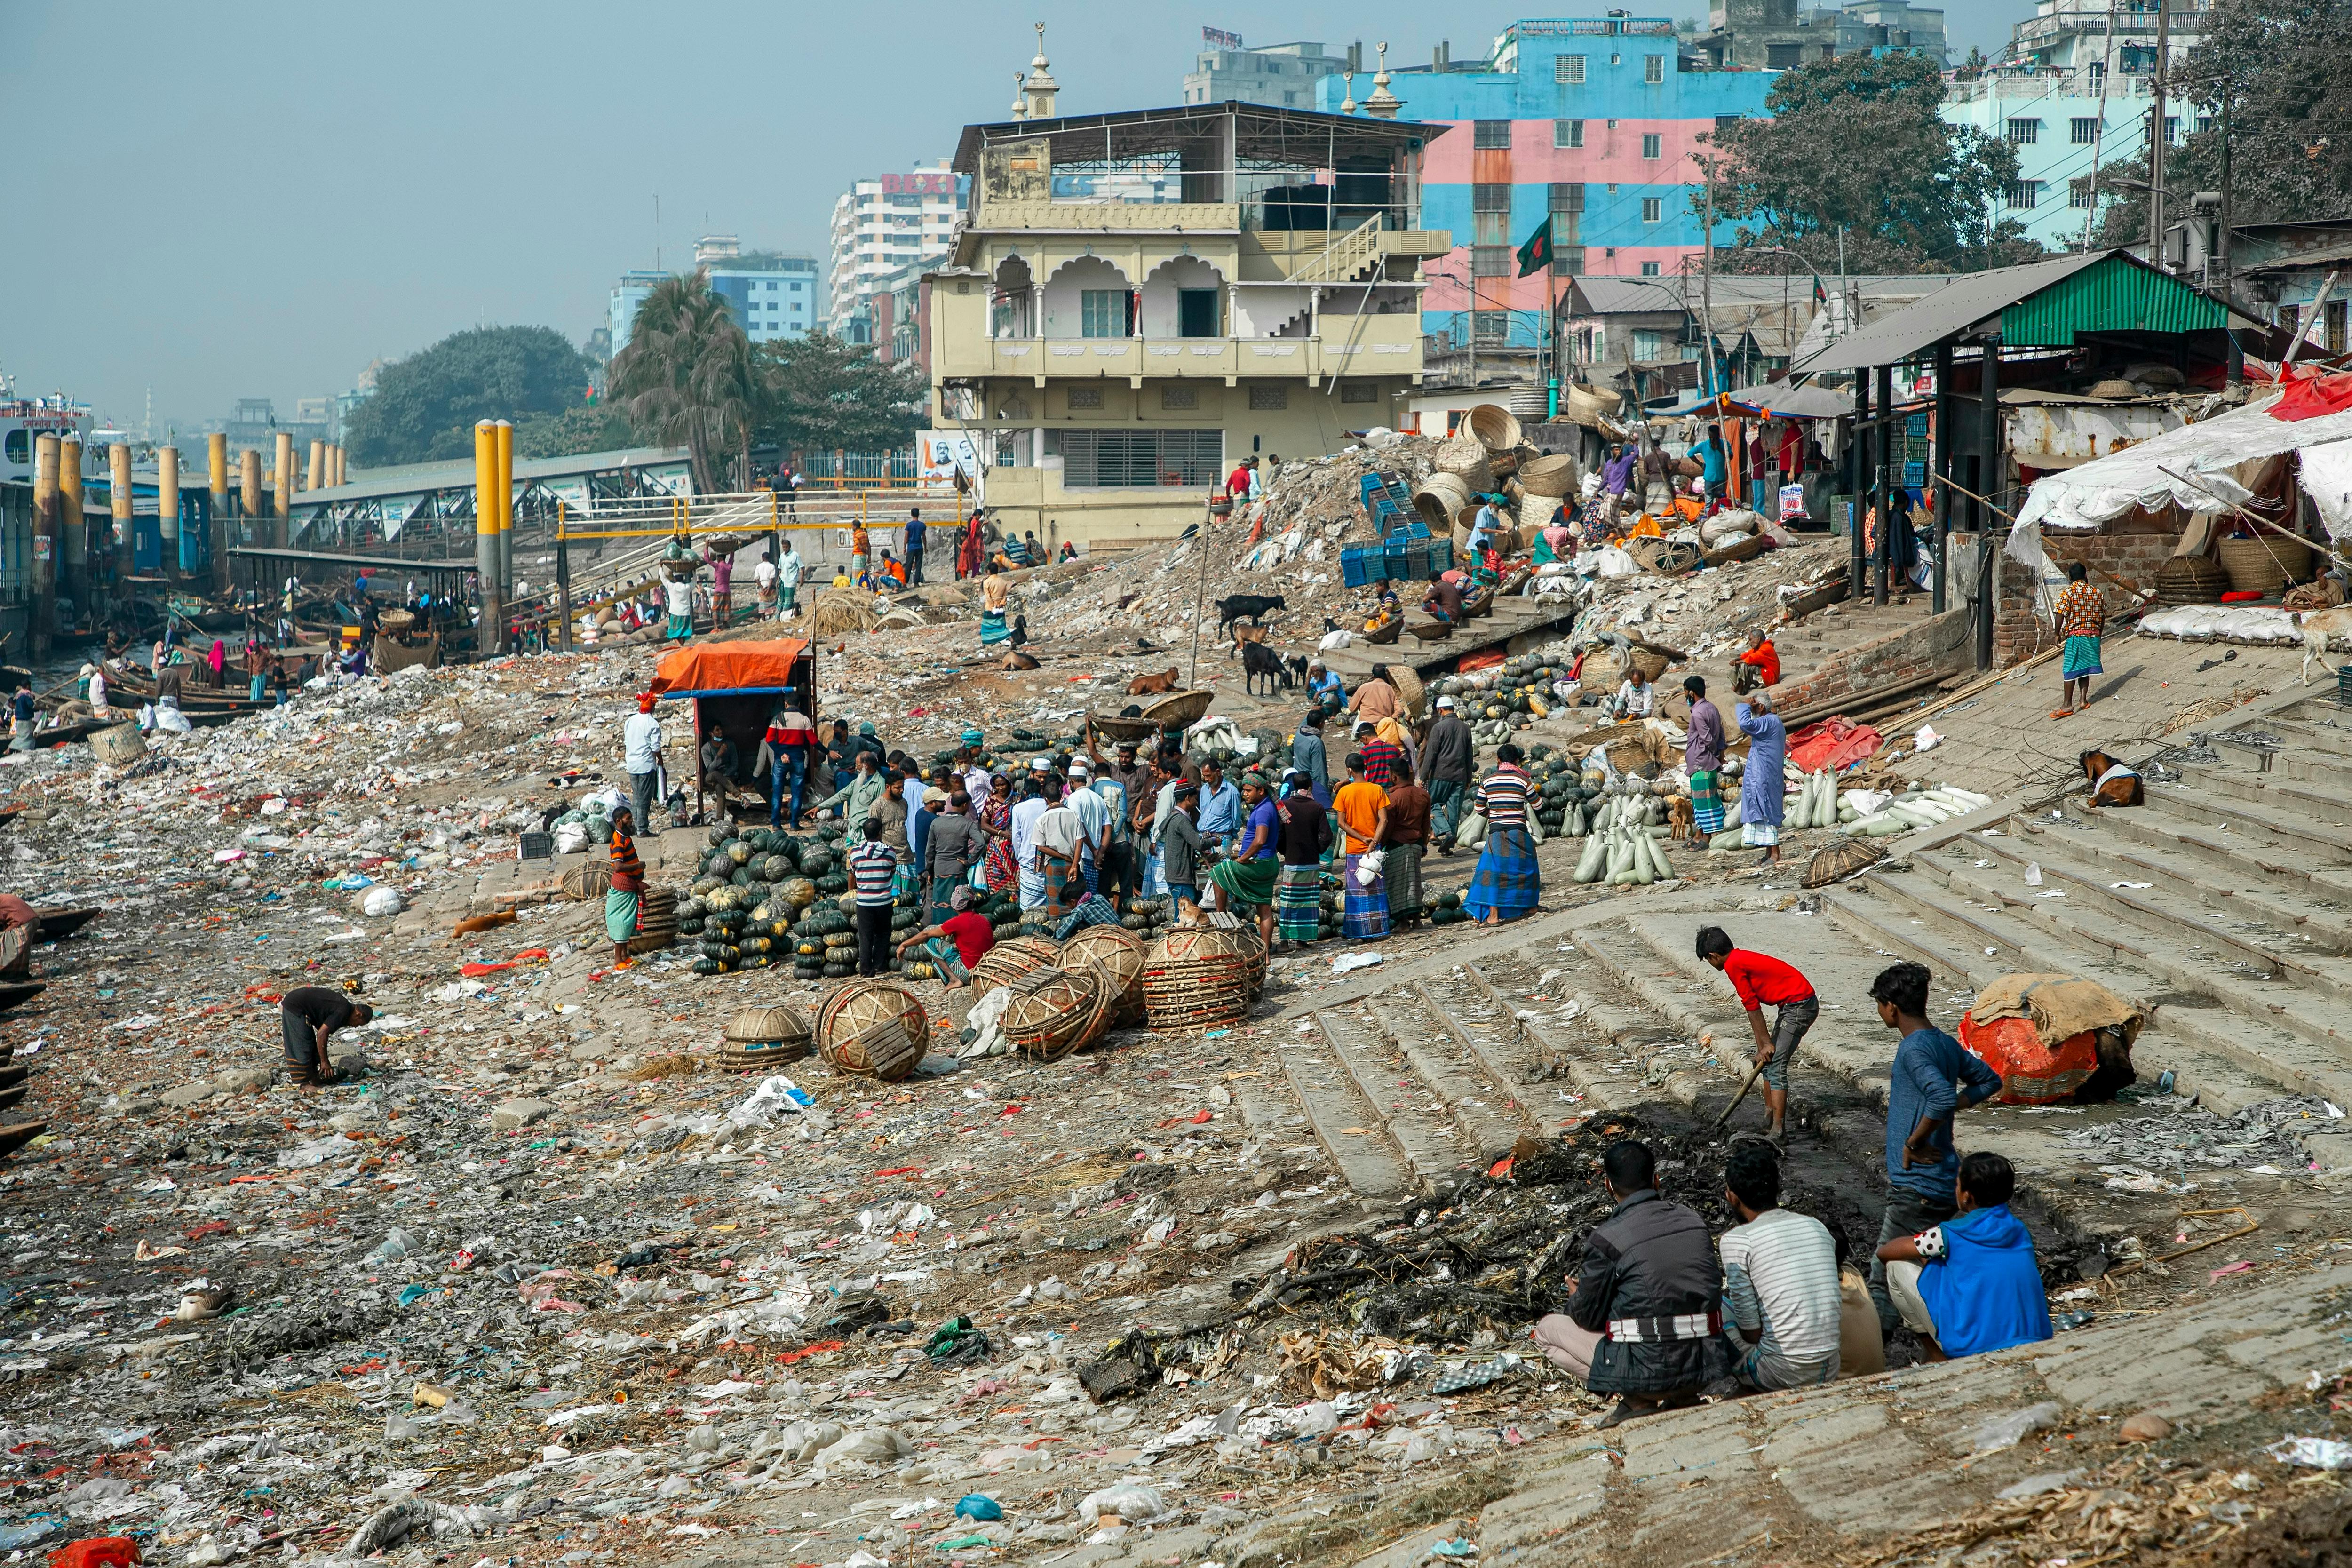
1288;213;1387;287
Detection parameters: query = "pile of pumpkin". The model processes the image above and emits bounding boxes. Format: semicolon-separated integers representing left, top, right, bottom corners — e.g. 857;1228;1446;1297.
1426;652;1573;741
676;823;856;978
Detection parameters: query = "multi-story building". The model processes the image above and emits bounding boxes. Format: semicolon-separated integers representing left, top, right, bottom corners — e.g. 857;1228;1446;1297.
608;271;666;358
2007;0;2207;72
694;235;822;344
1314;18;1775;356
842;252;941;371
826;162;969;336
1939;65;2203;252
926;82;1453;549
1182;34;1354;108
1695;0;1947;70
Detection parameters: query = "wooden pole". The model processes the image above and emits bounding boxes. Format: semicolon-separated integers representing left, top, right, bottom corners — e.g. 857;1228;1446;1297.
31;435;58;658
1931;341;1953;614
158;443;181;582
1975;335;2001;671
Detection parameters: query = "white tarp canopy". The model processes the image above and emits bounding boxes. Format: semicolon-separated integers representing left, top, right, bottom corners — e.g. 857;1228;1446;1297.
2016;390;2352;534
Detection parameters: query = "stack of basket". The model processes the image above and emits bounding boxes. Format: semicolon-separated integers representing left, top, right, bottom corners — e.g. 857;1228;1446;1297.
627;890;678;955
2154;556;2230;605
1060;925;1147;1026
970;934;1062;991
1433;434;1494;495
1140;945;1252;1032
717;1004;813;1072
2218;534;2312;596
998;963;1115;1062
817;979;929;1082
1156;922;1267;1000
561;862;612;902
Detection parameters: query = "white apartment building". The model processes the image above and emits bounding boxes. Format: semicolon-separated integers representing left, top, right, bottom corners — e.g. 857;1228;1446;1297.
824;160;970;336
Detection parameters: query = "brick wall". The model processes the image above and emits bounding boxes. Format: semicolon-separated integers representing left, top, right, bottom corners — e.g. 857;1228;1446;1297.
1767;607;1974;717
1956;516;2178;668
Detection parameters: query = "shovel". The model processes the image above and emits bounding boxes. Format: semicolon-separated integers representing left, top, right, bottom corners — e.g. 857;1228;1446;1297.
1710;1056;1767;1130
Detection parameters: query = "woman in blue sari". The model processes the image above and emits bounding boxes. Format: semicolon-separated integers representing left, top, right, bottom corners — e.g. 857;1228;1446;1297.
1736;691;1788;868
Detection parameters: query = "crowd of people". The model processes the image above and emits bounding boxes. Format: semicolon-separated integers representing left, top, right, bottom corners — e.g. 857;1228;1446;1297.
1533;955;2047;1428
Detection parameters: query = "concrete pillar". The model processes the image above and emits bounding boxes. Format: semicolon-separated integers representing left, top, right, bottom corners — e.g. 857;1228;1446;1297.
58;437;84;633
493;419;514;589
31;434;58;657
239;448;262;543
208;432;230;593
159;444;181;581
108;441;133;602
273;430;294;549
474;422;502;657
331;444;346;487
307;438;325;493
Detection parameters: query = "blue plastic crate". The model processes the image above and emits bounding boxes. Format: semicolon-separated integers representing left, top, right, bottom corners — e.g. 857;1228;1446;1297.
1383;542;1412;580
1341;546;1382;588
1424;538;1454;576
1903;460;1925;488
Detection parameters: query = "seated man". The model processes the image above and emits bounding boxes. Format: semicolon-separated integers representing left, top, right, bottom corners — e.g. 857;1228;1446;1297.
1532;1139;1726;1427
1875;1151;2053;1361
1718;1144;1842;1391
896;883;995;987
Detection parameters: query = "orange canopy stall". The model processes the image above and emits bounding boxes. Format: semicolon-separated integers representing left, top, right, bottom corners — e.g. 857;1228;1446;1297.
647;639;817;821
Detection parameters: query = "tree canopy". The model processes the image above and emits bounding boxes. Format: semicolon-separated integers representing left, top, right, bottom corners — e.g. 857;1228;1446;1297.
343;326;598;467
608;274;757;493
2093;0;2352;247
753;334;928;457
1705;51;2042;275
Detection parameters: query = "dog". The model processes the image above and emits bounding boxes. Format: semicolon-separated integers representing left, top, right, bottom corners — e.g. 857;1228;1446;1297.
1128;667;1180;696
1229;620;1269;660
1240;640;1292;698
2298;606;2352;685
998;649;1041;671
1668;795;1696;842
1215;593;1286;636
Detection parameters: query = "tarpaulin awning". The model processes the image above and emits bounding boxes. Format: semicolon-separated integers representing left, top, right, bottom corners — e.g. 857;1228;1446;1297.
2014;384;2352;533
648;639;811;697
1667;383;1854;420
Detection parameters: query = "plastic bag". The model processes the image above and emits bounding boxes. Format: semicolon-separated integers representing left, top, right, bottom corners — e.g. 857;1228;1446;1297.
1352;849;1385;885
732;1075;816;1123
361;886;405;918
1968;1401;2062;1453
553;822;588;855
1079;1483;1168;1528
1959;1011;2100;1105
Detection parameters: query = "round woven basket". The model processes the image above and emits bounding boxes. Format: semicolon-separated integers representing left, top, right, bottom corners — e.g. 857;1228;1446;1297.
1390;665;1426;720
1141;952;1253;1032
1565;382;1622;423
626;889;677;955
1141;689;1215;728
378;608;416;633
1412;472;1472;528
1156;923;1267;996
2154;555;2230;605
999;964;1112;1062
1433;435;1494;493
561;863;613;902
2217;534;2312;595
1518;453;1581;497
816;979;929;1082
1059;925;1147;1024
970;934;1062;992
723;1003;811;1046
1464;404;1524;452
1804;839;1885;889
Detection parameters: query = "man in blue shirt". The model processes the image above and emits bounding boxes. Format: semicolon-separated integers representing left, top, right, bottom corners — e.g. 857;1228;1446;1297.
1875;1150;2051;1360
1868;961;2003;1335
904;507;927;587
1194;759;1242;852
1698;423;1728;501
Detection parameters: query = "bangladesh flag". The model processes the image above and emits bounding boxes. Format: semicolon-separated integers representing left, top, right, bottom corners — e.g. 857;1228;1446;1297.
1515;216;1553;278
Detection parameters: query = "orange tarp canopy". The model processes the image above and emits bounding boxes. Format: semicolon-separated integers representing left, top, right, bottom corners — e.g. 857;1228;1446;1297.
647;639;810;695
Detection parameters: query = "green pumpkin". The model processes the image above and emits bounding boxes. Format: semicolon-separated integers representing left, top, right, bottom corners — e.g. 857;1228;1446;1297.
692;957;722;975
726;841;753;866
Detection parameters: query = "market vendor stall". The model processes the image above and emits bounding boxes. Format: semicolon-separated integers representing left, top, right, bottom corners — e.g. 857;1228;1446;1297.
647;638;817;822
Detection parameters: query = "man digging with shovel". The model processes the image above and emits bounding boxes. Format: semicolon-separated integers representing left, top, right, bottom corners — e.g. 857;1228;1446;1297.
1697;925;1818;1148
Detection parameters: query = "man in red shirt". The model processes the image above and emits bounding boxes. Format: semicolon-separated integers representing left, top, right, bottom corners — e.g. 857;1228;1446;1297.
1736;629;1781;693
897;883;996;988
1697;926;1818;1146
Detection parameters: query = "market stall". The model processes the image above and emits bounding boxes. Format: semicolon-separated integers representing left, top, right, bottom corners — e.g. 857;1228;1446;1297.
647;638;817;821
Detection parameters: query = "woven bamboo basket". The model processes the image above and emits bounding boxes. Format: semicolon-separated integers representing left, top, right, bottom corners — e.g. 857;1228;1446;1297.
1156;923;1267;996
1702;532;1769;568
816;979;928;1082
1518;453;1581;497
1405;618;1456;643
1390;665;1426;720
1804;839;1885;889
969;934;1062;992
2154;556;2229;605
561;863;612;902
2217;534;2311;595
1433;436;1494;493
1518;492;1563;537
999;965;1111;1062
717;1003;813;1070
1088;710;1159;743
1412;472;1473;528
1141;952;1253;1031
378;607;417;633
1464;404;1524;451
626;889;677;955
1361;616;1403;645
1141;689;1215;728
1059;925;1147;1024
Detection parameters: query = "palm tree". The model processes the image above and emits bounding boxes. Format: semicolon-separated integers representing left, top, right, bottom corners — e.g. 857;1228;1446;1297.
609;272;755;493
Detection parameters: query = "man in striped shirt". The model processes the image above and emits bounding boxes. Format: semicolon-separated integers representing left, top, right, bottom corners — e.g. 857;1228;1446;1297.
847;821;899;977
1719;1144;1842;1390
1353;722;1405;789
1463;744;1540;924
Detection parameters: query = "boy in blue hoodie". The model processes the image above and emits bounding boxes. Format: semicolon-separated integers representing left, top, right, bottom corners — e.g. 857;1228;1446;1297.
1875;1151;2052;1360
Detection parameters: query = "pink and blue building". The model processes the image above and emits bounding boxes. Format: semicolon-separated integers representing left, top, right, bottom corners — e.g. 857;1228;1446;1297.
1316;19;1775;352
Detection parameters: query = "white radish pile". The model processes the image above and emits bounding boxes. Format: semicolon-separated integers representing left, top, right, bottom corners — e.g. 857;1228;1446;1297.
1846;784;1994;837
1573;812;1676;885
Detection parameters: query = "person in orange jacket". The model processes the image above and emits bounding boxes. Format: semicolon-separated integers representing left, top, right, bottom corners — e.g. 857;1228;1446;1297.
1736;628;1781;693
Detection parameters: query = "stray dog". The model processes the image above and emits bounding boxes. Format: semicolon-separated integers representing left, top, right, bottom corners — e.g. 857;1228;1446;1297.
2298;606;2352;685
1668;795;1696;842
2079;748;2144;808
998;649;1041;671
1128;667;1180;696
1229;620;1269;660
1215;593;1286;636
1240;640;1292;698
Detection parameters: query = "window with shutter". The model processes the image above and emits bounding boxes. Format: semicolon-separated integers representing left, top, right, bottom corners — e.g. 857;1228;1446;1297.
1556;54;1586;84
1554;119;1584;148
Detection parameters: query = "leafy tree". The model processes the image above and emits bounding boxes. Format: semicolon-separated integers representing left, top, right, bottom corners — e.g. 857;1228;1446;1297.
608;273;757;493
2093;0;2352;247
343;326;597;467
513;404;636;461
753;334;928;456
1704;51;2042;275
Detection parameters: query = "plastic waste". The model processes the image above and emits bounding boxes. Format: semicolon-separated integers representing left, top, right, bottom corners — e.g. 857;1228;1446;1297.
2272;1436;2352;1470
360;886;405;917
1079;1483;1168;1528
954;1494;1004;1521
1968;1401;2062;1452
369;1226;417;1262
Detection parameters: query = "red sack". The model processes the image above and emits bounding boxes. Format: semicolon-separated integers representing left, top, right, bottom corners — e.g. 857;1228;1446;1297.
1958;1010;2099;1105
49;1541;141;1568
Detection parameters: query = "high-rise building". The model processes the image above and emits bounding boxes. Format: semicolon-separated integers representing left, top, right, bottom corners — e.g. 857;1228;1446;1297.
1316;19;1775;355
608;271;666;358
826;162;970;336
1182;34;1353;107
693;236;823;345
1695;0;1947;71
2007;0;2207;72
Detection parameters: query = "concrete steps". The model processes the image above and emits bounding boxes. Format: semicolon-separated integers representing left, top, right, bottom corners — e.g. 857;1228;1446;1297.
2141;779;2352;867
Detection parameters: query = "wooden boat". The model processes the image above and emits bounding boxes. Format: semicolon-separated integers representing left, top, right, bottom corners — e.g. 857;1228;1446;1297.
27;719;111;750
103;669;276;715
32;907;98;942
0;984;44;1014
0;1122;48;1160
0;806;23;829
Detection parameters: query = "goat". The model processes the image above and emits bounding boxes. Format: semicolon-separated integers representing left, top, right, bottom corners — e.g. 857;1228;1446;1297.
2079;748;2144;809
1229;620;1269;660
1240;640;1293;698
1128;667;1181;696
2299;606;2352;685
1215;593;1286;635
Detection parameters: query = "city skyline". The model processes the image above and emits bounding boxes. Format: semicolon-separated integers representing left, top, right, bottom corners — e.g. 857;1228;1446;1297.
1;0;2037;436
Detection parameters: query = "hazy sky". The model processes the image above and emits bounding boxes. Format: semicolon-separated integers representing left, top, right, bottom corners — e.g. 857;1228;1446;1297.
0;0;2036;433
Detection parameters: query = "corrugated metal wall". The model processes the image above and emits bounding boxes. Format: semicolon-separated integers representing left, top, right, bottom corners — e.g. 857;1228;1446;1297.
2001;256;2227;347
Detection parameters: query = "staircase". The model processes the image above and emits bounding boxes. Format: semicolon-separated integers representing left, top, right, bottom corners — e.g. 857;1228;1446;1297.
1287;213;1386;288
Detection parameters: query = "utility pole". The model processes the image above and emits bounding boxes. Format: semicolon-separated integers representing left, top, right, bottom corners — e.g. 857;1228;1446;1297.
2221;96;2241;386
1700;161;1717;399
2147;0;2169;266
2082;0;2119;252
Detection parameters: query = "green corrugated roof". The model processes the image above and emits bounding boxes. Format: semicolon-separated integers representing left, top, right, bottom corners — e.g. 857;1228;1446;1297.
1999;253;2229;347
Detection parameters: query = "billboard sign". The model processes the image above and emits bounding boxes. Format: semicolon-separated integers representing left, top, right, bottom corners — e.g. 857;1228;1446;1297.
1202;26;1242;48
